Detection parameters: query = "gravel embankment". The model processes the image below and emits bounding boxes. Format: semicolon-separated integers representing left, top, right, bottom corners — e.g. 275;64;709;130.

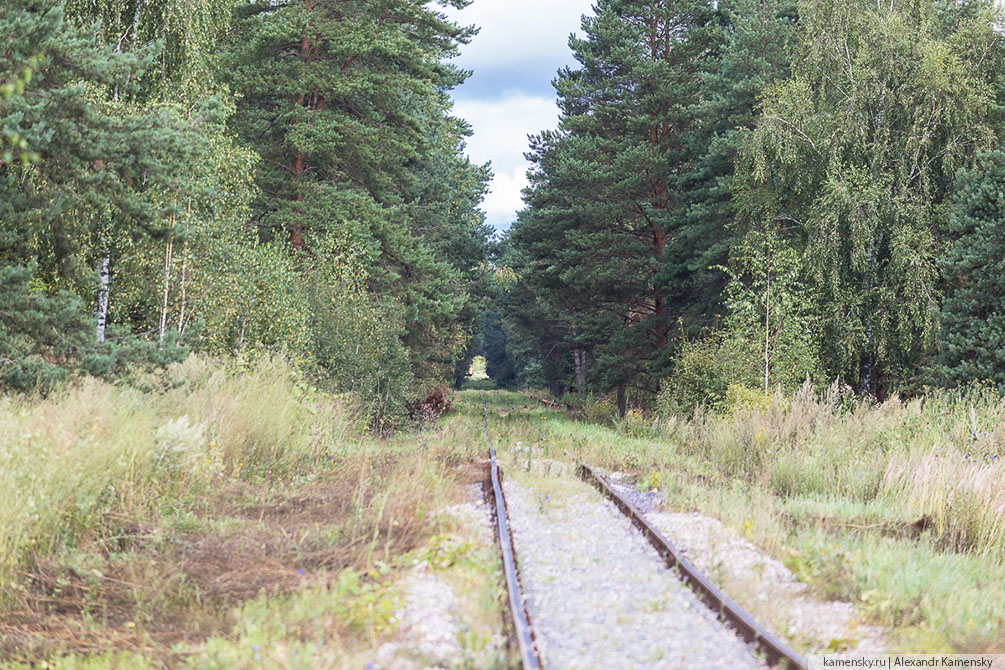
504;477;768;670
604;476;887;654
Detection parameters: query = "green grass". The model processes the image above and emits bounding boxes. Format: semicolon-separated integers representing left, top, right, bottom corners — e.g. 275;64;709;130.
6;373;1001;664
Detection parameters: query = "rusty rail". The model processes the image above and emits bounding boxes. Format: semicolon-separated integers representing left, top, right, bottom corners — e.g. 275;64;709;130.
482;397;542;670
578;463;807;670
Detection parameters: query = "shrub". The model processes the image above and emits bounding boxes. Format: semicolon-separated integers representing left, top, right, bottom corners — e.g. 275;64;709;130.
657;335;735;416
583;395;618;424
410;385;453;426
304;273;414;431
724;384;774;413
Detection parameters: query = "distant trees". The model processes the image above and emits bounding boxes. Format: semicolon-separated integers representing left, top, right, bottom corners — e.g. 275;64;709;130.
505;0;1005;410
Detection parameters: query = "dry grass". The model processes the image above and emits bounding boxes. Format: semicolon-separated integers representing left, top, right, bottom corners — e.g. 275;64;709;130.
0;356;468;666
658;382;1005;558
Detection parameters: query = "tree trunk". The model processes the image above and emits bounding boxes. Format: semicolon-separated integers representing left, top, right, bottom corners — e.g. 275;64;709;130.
95;253;110;343
764;255;770;393
160;201;178;341
617;381;627;419
574;349;586;394
290;152;305;250
548;378;562;399
159;237;173;341
177;200;191;333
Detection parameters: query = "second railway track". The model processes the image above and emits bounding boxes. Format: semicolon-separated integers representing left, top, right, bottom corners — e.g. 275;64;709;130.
481;396;807;670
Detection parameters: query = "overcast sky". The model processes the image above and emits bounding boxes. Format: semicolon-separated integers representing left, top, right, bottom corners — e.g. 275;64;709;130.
441;0;595;232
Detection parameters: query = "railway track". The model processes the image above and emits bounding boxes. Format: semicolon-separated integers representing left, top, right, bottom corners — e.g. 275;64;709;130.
481;397;543;668
480;397;807;670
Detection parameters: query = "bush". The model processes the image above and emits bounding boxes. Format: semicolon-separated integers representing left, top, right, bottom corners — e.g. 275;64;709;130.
583;395;618;424
724;383;774;413
658;335;735;416
614;408;655;438
409;385;453;426
304;273;413;432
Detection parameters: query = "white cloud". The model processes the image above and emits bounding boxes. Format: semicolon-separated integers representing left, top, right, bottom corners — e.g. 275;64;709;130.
453;94;558;230
453;95;557;172
436;0;594;230
482;165;530;230
442;0;593;72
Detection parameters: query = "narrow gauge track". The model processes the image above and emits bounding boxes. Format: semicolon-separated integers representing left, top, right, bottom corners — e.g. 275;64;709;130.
481;397;807;669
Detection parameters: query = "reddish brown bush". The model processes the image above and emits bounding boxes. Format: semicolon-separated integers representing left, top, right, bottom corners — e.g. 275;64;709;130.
409;386;453;425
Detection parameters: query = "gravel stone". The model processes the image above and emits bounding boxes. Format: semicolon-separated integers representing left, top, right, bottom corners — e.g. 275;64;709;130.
503;476;769;670
642;508;888;654
374;495;504;670
601;478;887;654
373;569;463;670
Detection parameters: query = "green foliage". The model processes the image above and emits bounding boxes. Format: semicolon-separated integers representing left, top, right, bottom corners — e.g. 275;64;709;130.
657;333;735;415
939;149;1005;388
0;263;188;392
718;224;822;393
304;267;413;432
223;0;487;389
742;0;1005;394
0;0;200;279
0;0;491;420
0;52;45;166
506;0;795;402
506;0;1005;403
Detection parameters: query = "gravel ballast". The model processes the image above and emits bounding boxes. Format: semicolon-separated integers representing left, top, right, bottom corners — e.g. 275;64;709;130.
503;476;769;670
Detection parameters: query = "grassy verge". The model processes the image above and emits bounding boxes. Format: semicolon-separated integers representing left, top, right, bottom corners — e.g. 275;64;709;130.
0;357;505;668
8;371;996;663
464;387;1005;654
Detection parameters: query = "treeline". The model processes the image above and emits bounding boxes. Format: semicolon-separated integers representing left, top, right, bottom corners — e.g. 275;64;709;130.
500;0;1005;414
0;0;490;426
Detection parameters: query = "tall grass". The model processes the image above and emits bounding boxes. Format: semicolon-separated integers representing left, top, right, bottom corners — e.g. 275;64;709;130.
660;382;1005;557
0;355;355;608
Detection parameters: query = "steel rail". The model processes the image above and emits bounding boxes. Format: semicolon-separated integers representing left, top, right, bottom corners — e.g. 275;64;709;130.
578;463;807;670
482;396;542;670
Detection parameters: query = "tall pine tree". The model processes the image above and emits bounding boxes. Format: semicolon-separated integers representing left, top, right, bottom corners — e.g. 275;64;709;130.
511;0;719;411
223;0;488;387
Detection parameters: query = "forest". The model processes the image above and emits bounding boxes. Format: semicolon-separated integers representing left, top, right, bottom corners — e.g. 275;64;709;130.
2;0;1005;665
1;0;491;429
3;0;1005;421
497;0;1005;417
